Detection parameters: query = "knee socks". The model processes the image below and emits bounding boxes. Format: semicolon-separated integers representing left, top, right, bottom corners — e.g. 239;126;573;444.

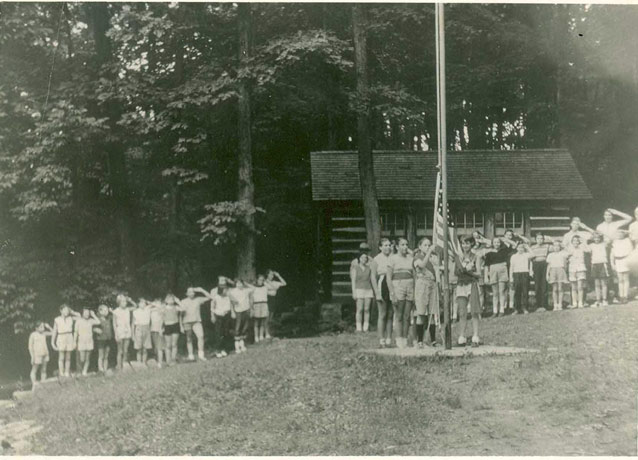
416;324;425;343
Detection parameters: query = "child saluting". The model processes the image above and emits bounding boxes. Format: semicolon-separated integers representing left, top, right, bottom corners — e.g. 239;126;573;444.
28;321;53;389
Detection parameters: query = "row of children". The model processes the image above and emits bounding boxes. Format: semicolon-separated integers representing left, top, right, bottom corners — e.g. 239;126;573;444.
350;207;638;349
27;271;286;388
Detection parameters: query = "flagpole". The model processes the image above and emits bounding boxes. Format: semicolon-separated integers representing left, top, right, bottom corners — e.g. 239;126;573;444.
435;3;452;350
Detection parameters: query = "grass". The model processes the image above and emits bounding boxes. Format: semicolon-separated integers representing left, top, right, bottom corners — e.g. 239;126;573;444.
6;302;638;455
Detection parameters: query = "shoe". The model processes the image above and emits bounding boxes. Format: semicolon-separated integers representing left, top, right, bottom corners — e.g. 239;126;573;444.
187;354;195;361
458;336;467;346
592;302;599;308
471;336;480;348
416;342;424;349
255;337;260;343
602;300;609;307
215;352;223;358
198;352;207;361
221;351;228;357
555;305;562;311
523;310;529;315
265;334;272;339
240;340;247;352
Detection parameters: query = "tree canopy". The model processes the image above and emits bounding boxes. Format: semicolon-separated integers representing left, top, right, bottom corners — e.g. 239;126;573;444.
1;3;637;333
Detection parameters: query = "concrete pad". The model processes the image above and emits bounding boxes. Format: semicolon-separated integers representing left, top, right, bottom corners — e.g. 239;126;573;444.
366;344;539;358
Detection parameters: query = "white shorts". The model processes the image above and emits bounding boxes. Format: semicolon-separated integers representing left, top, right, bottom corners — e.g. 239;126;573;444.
355;288;374;299
77;336;94;352
184;321;204;338
615;257;629;273
56;334;75;352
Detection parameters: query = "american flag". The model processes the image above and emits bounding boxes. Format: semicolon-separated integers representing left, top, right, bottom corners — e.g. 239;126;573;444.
432;171;461;261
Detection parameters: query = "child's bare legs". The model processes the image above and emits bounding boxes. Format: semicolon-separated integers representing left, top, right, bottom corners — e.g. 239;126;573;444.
171;334;179;363
577;280;585;307
141;348;148;364
136;349;142;363
265;312;273;339
594;279;605;304
508;282;515;310
570;282;578;307
402;301;413;339
355;298;364;331
457;297;468;342
185;330;194;358
63;351;72;377
619;273;630;300
363;298;372;331
57;354;65;377
154;338;162;367
80;351;90;375
498;282;508;314
30;364;39;388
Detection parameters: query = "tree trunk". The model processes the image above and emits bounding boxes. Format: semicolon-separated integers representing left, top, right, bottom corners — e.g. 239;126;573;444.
169;180;181;292
236;3;256;281
352;4;381;255
88;3;137;277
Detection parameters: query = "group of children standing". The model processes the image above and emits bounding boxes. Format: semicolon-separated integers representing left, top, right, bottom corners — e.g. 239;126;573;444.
27;270;286;388
350;207;638;349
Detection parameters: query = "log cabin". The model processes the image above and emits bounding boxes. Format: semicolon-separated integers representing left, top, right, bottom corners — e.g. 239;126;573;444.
310;149;592;302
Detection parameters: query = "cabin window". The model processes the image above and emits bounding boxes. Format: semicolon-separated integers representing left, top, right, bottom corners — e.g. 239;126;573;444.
381;212;406;235
452;212;485;231
495;212;525;234
415;210;434;236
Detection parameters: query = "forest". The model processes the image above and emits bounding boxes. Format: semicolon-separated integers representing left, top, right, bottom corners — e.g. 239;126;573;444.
1;2;638;363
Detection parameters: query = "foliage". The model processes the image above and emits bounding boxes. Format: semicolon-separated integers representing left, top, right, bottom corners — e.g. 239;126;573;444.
0;2;637;337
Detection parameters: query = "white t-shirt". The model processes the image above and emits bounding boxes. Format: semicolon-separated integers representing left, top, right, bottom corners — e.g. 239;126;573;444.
253;286;268;303
181;297;205;323
591;242;608;264
113;308;131;333
596;221;626;242
510;252;532;274
231;288;252;313
54;316;75;334
133;307;151;326
210;288;232;316
372;253;392;277
546;251;568;269
612;238;633;259
76;317;99;338
265;280;283;297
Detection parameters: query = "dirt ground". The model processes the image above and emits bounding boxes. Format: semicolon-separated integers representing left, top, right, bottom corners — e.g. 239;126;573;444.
2;302;638;455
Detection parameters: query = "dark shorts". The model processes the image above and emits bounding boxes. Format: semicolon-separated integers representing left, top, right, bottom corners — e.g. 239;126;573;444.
591;263;610;280
379;276;391;303
164;323;180;336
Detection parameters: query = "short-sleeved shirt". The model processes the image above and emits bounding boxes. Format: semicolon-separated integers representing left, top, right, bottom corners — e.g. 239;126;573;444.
150;308;164;332
596;221;628;242
54;316;75;334
591;242;609;264
181;298;205;323
372;253;392;277
612;238;633;259
75;318;99;339
210;288;232;316
388;253;414;279
133;307;151;326
413;250;437;281
113;308;131;332
547;251;568;269
567;246;589;268
96;315;113;341
265;281;283;297
163;304;180;325
510;252;532;274
484;247;511;267
29;331;49;356
530;243;551;262
231;288;252;313
253;286;268;303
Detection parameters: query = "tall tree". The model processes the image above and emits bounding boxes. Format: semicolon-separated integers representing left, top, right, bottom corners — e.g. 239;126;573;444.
352;4;381;253
236;3;256;280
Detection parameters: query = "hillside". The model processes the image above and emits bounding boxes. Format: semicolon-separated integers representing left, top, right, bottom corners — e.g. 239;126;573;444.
3;303;638;455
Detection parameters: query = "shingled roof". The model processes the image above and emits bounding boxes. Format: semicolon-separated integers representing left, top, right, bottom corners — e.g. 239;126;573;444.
310;149;592;201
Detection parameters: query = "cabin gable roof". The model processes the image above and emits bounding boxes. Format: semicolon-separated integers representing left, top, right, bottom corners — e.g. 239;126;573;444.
310;149;592;201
